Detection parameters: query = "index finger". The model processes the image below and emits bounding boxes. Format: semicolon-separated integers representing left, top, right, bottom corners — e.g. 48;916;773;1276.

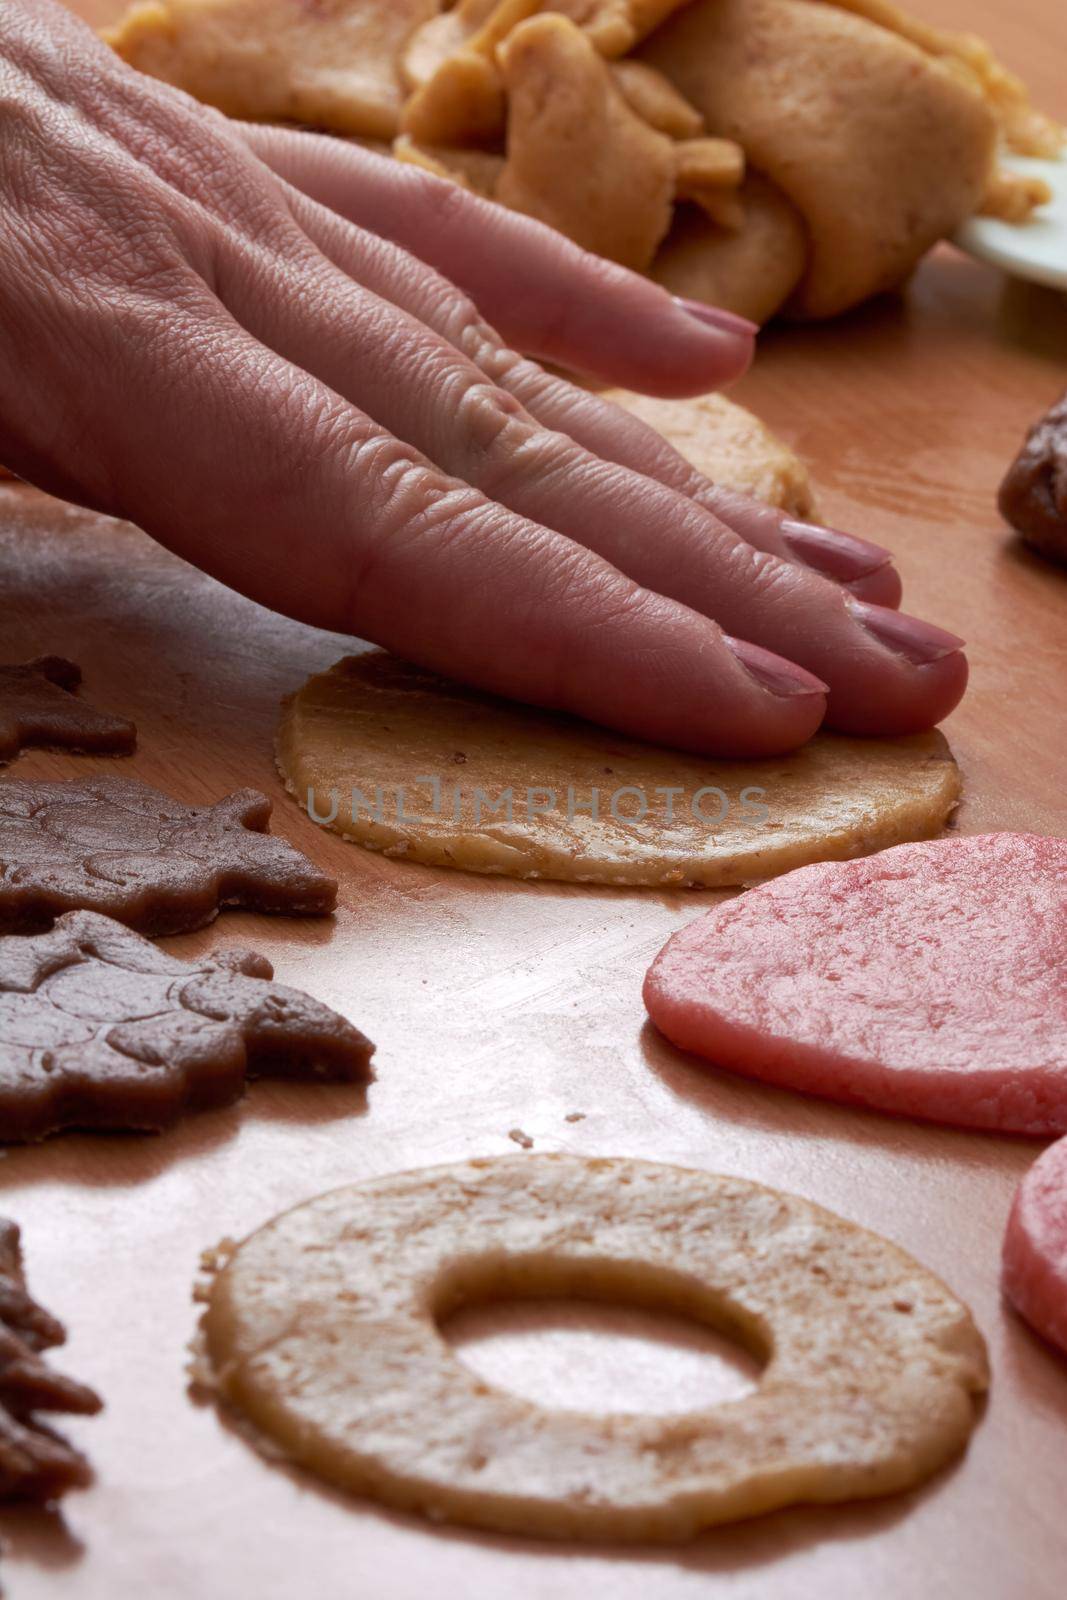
240;125;756;398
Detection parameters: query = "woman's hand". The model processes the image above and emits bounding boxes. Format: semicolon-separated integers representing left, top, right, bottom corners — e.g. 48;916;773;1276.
0;0;966;757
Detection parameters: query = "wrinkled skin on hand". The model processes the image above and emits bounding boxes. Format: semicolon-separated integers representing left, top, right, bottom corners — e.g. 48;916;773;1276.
0;0;966;756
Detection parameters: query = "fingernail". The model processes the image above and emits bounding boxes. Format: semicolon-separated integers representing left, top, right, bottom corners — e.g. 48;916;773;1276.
780;518;894;583
724;635;829;697
674;296;759;337
849;599;965;664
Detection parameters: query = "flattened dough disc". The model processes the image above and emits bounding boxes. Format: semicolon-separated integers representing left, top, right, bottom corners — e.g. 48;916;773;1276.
276;654;960;887
600;389;815;516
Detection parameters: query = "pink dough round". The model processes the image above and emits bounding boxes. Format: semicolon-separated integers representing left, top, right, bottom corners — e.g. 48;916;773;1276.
643;833;1067;1135
1003;1136;1067;1358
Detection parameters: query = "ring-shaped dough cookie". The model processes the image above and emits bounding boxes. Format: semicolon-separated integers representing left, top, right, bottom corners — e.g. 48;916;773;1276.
200;1155;987;1542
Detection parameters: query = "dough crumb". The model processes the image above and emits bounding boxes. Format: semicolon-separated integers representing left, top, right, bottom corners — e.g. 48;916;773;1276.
508;1128;534;1149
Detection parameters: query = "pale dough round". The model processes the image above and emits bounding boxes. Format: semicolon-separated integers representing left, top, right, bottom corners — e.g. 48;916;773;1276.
276;654;960;888
600;388;815;516
198;1154;988;1543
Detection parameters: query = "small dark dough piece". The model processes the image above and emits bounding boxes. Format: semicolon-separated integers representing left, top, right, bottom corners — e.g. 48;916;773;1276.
999;389;1067;563
0;910;374;1142
0;1218;102;1502
0;658;136;764
0;775;337;934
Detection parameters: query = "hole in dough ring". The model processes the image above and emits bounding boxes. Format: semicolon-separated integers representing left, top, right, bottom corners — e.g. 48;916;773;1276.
199;1154;988;1543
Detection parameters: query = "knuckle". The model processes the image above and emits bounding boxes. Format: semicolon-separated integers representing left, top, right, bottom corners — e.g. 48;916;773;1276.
453;380;526;451
346;438;479;588
465;404;572;502
439;295;500;365
384;371;536;498
721;537;786;599
467;337;529;388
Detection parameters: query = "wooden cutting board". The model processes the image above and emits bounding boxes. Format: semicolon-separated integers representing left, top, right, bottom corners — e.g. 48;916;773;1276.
2;3;1066;1595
